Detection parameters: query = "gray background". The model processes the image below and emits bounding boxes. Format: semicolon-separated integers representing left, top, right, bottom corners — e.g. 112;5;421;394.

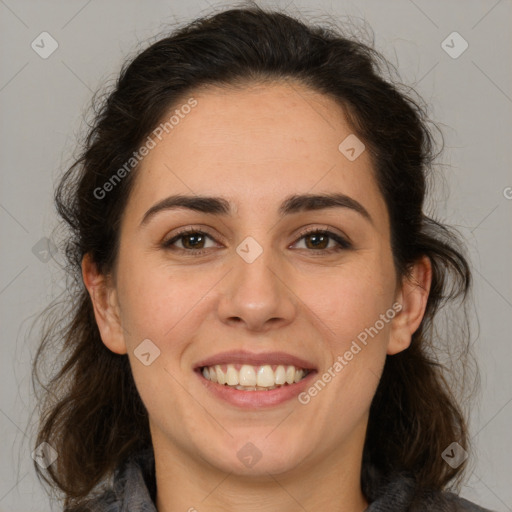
0;0;511;511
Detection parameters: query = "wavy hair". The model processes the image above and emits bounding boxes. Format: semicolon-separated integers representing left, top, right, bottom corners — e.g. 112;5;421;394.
30;4;479;509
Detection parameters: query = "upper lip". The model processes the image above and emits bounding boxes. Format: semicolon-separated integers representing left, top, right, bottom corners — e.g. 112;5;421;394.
194;350;317;371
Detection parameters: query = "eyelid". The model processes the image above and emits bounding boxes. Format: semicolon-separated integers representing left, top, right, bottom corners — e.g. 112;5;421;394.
163;223;217;237
161;225;221;247
292;224;352;247
162;224;352;253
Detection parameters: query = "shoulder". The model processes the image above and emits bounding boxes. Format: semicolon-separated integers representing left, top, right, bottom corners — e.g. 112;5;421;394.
410;488;495;512
364;470;495;512
63;448;157;512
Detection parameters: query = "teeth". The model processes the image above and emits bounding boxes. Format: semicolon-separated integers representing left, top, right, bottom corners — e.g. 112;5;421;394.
226;364;239;385
275;365;286;385
239;365;256;386
216;366;226;385
201;363;310;389
257;365;275;387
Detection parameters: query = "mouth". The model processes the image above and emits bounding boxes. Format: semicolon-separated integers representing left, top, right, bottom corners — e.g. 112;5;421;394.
193;350;317;406
197;363;312;391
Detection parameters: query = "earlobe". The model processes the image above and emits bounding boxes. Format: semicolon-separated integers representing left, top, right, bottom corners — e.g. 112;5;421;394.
387;256;432;356
81;253;127;355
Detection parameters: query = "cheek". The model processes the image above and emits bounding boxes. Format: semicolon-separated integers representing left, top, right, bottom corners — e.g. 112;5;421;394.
298;258;395;348
297;268;393;418
116;257;201;341
117;240;395;356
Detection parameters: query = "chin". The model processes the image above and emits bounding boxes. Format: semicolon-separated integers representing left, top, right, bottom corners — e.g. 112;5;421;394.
201;433;308;477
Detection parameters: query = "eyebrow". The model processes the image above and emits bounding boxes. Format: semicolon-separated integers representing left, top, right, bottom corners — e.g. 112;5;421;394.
139;192;373;227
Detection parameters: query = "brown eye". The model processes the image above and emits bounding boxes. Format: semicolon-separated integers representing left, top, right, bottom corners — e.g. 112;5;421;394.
162;229;217;253
294;229;351;252
179;232;207;249
303;232;330;250
162;227;351;256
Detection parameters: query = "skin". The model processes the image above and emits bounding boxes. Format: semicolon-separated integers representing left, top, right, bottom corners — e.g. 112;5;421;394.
82;81;431;512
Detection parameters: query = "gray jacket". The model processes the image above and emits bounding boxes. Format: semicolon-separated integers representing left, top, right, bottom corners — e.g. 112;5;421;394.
72;449;495;512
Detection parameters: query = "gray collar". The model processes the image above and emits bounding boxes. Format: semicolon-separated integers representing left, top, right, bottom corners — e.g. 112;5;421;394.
81;449;493;512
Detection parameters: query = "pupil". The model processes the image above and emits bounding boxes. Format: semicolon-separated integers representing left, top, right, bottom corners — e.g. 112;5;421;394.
185;233;203;248
308;234;327;249
182;233;329;250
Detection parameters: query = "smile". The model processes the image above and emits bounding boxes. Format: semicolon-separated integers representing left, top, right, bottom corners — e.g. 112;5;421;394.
200;364;310;390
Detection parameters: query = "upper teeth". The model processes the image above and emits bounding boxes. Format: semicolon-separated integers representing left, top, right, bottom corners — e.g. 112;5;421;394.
201;364;308;388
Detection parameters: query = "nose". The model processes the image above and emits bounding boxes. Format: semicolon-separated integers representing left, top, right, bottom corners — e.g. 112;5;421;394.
216;242;297;332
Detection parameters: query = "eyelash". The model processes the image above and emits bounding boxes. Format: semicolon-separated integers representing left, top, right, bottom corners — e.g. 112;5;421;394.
161;226;352;256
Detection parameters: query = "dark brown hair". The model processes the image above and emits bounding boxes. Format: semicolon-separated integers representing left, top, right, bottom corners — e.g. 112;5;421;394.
30;4;479;509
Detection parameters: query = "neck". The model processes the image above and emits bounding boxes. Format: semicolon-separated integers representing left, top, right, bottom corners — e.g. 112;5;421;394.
153;432;369;512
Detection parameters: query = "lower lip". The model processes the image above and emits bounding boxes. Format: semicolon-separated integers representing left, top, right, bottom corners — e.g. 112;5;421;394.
195;369;318;408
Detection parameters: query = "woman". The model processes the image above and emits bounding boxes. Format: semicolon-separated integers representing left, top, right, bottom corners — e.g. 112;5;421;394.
31;5;494;511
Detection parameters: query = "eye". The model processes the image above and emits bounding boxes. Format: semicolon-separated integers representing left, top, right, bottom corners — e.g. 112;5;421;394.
292;228;352;253
162;228;218;254
161;226;352;256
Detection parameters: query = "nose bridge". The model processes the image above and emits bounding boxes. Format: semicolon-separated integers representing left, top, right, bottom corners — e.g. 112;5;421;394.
217;232;296;330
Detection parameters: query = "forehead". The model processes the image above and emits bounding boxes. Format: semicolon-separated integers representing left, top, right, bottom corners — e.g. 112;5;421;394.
124;81;387;229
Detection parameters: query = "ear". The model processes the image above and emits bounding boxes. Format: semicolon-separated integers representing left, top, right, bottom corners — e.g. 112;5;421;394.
387;255;432;356
81;253;127;355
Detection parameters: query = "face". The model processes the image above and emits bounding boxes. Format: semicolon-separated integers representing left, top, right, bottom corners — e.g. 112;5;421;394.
84;81;430;480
